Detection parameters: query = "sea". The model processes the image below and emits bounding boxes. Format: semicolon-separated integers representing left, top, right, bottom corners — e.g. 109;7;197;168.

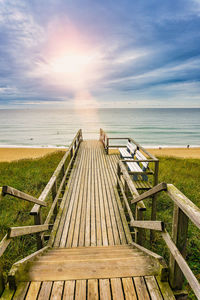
0;108;199;148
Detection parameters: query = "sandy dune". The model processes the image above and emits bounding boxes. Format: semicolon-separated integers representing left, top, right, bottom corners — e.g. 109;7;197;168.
0;147;200;162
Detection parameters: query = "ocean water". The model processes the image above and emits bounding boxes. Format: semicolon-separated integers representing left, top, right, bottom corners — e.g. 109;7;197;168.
0;108;199;147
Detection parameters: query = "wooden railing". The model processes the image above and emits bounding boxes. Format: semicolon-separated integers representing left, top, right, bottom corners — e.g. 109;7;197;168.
0;129;82;295
99;129;159;243
30;129;82;249
117;162;200;298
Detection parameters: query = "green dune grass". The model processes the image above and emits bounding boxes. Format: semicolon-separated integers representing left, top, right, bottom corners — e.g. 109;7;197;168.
0;153;199;298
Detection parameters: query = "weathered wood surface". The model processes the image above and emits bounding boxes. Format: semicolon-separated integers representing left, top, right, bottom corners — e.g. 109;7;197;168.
8;224;51;238
167;183;200;230
130;220;164;231
30;129;82;216
52;141;132;248
1;186;47;207
26;245;159;281
131;182;167;204
5;140;174;300
162;230;200;299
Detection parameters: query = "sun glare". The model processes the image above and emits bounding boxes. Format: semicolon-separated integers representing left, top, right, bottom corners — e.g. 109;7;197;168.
50;52;93;75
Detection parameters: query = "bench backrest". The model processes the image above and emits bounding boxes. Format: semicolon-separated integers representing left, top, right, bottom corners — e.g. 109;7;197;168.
135;150;149;170
127;142;137;157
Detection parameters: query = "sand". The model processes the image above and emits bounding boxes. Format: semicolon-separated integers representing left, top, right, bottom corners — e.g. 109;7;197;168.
0;148;66;162
146;147;200;159
0;147;200;162
110;147;200;159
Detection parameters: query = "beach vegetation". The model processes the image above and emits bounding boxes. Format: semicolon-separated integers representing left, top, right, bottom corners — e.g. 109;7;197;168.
0;153;199;298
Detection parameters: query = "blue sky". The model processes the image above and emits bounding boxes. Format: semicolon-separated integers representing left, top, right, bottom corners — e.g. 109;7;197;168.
0;0;200;108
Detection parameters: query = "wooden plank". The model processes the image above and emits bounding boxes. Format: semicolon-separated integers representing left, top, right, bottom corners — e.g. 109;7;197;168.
122;277;137;300
104;151;128;245
8;246;49;289
66;148;87;247
29;255;159;281
130;220;164;231
167;184;200;230
75;280;86;300
8;224;50;238
111;278;124;300
0;284;15;300
72;148;88;247
50;281;64;300
145;276;162;300
99;147;121;245
97;147;115;245
2;186;47;206
63;281;75;300
78;145;90;246
162;230;200;299
96;146;109;246
134;277;150;300
13;282;30;300
107;155;133;244
88;279;98;300
0;234;11;257
94;145;102;246
156;276;175;300
25;282;41;300
90;147;96;246
38;282;53;300
85;145;92;246
131;183;167;204
59;146;86;247
99;279;111;300
52;147;82;247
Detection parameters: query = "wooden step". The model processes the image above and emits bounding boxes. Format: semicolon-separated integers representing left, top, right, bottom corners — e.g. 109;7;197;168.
22;245;160;282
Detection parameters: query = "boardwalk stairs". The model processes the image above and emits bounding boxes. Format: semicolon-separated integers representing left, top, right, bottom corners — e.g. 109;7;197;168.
1;129;200;299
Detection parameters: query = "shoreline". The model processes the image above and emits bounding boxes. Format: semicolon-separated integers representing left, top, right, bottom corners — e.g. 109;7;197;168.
0;146;200;162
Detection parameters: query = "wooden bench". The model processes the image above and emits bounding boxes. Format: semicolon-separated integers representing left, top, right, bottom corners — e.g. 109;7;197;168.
119;142;149;181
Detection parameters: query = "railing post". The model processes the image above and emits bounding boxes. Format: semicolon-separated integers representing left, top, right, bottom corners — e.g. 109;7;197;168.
117;163;121;191
52;180;58;220
169;204;189;290
150;159;159;244
106;137;109;154
34;212;43;250
135;206;144;245
70;147;73;160
0;267;4;296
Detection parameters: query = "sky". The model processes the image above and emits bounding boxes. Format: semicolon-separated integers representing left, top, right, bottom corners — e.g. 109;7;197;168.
0;0;200;108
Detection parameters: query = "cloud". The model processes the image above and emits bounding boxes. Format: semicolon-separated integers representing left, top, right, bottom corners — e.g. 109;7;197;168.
0;0;200;107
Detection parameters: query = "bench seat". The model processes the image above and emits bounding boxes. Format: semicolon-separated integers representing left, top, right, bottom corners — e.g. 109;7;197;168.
119;148;132;158
119;142;149;181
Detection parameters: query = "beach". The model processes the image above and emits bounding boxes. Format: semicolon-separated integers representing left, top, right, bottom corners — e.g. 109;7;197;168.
0;148;66;162
147;147;200;159
0;147;200;162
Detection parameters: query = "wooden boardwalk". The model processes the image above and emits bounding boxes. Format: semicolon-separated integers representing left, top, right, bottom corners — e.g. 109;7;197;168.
5;140;175;300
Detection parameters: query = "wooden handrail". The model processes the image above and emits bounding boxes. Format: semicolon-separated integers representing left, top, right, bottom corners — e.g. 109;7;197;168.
8;224;51;238
121;179;200;296
162;230;200;299
130;220;165;231
30;129;82;249
0;234;11;257
167;184;200;230
1;186;47;207
131;183;167;204
30;129;82;216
